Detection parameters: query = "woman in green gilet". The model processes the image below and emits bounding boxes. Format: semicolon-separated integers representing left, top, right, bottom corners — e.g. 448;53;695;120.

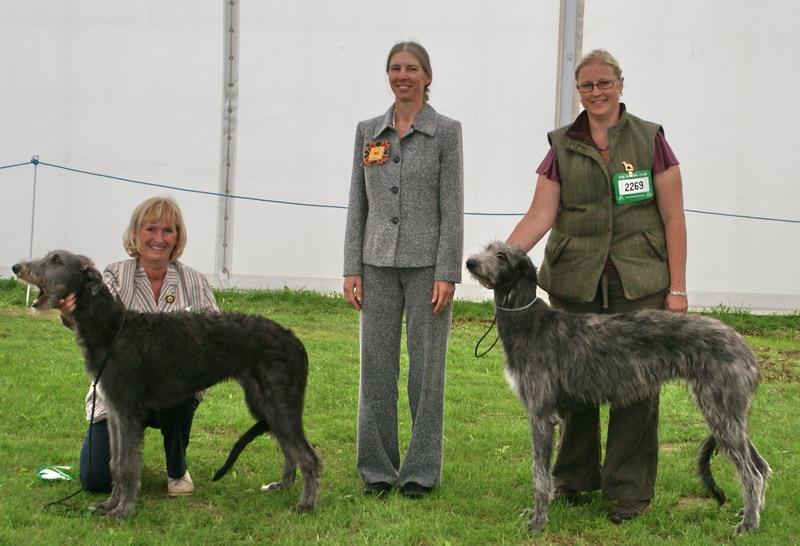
507;49;688;524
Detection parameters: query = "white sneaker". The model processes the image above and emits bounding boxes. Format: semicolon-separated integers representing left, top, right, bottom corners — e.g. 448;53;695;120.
167;470;194;497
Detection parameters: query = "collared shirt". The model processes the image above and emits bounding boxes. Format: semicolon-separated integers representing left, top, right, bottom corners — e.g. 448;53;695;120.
536;105;679;181
104;259;218;313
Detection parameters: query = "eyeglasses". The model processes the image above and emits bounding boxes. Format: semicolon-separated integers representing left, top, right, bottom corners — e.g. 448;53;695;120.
576;78;619;93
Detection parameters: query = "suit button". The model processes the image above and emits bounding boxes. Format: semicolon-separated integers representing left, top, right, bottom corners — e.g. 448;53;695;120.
391;217;399;224
393;156;400;163
391;186;399;194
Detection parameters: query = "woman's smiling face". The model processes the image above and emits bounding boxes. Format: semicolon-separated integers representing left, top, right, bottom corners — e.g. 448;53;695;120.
576;62;624;120
387;50;431;104
137;216;177;267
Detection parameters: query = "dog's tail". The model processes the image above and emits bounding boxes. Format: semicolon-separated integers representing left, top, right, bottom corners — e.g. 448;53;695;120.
212;419;270;481
697;435;726;507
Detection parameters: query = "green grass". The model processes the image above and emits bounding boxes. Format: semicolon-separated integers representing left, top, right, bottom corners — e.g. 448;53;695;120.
0;279;798;545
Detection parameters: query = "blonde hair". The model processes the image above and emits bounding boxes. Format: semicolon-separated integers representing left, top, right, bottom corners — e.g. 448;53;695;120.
574;49;622;81
122;196;187;260
386;40;433;102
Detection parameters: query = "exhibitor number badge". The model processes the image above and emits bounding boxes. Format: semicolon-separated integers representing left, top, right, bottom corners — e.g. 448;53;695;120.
613;162;653;204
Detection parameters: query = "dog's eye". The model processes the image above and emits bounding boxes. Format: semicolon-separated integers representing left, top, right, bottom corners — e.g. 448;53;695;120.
497;253;508;263
51;254;61;264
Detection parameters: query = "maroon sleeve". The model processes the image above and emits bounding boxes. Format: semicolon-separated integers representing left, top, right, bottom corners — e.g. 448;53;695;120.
535;147;561;182
653;130;679;174
536;134;676;180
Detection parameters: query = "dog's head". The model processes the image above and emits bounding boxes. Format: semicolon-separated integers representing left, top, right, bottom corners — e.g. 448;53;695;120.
12;250;104;311
466;241;538;292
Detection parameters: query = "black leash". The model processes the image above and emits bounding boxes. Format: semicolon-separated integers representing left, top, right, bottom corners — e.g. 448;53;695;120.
474;317;499;358
44;315;126;514
474;295;539;358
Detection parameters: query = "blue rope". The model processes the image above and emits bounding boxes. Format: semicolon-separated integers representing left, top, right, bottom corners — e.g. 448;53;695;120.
465;211;523;217
683;209;800;224
2;158;799;223
0;161;35;170
37;160;348;210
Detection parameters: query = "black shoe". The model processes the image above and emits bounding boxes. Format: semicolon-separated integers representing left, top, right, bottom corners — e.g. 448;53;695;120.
400;482;431;499
608;499;650;524
363;481;392;496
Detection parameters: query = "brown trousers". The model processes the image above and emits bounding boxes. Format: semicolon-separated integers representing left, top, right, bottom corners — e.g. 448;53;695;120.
549;272;667;502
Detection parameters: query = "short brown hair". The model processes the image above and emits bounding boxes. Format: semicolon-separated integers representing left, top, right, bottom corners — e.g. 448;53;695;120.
122;196;187;261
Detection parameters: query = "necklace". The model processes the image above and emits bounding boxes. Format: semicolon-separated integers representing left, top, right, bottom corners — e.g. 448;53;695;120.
597;144;609;152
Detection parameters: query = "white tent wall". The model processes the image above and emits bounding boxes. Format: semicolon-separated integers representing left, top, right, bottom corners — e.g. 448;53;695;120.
229;1;558;296
0;3;222;273
581;0;800;309
1;1;799;310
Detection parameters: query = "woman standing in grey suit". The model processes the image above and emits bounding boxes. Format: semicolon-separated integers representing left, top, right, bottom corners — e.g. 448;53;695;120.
343;41;464;499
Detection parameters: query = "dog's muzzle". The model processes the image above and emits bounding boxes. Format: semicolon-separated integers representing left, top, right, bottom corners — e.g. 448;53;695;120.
12;264;47;308
465;258;494;289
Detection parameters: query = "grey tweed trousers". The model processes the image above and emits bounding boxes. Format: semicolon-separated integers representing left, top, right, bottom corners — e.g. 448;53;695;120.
357;265;452;488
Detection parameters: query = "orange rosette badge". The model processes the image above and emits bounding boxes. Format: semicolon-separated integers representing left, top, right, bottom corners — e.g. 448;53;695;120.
363;140;390;166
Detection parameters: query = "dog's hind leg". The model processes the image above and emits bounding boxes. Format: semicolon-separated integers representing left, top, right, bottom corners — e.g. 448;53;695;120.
238;375;301;493
286;435;321;513
521;412;556;533
699;385;767;534
714;429;764;534
749;440;771;512
240;369;321;512
261;451;297;492
265;412;321;513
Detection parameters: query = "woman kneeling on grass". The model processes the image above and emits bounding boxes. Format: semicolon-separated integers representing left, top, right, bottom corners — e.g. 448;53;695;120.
62;196;217;496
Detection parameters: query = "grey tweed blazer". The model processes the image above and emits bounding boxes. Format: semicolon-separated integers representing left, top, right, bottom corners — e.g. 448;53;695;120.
343;103;464;282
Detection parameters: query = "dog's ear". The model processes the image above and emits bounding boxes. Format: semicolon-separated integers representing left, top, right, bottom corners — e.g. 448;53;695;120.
80;261;104;296
514;248;538;283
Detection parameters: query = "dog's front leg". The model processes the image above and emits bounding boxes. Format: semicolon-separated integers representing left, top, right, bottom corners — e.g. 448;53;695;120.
93;414;144;518
521;413;555;533
90;415;123;515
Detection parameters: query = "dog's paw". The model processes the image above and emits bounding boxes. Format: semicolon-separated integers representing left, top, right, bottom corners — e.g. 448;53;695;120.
290;501;315;514
106;502;136;519
733;517;759;535
520;508;548;534
89;500;117;515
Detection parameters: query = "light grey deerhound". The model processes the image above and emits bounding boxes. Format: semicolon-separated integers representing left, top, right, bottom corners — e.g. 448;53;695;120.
13;250;321;518
466;241;769;535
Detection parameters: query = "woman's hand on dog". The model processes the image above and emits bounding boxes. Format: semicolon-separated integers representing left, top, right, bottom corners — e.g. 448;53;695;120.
58;293;77;329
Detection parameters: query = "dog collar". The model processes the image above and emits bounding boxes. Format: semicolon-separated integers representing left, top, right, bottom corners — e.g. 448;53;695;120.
495;296;539;312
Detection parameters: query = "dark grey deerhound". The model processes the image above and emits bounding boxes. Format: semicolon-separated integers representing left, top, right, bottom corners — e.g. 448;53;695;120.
13;250;321;518
466;241;770;535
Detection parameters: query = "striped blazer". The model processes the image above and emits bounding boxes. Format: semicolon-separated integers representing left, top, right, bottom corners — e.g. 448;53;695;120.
103;259;218;313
